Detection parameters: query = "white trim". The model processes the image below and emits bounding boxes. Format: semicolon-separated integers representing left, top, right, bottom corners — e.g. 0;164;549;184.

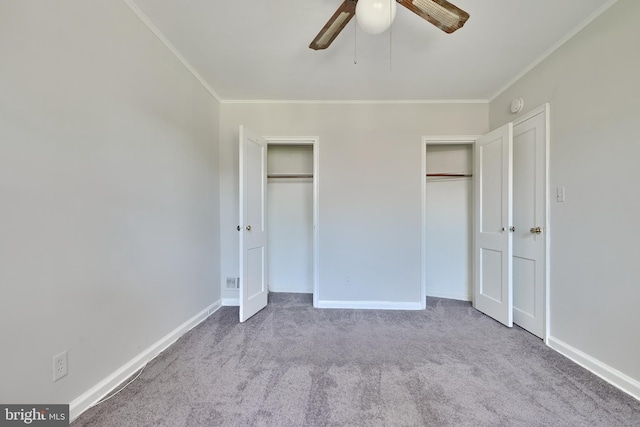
122;0;222;102
264;137;320;308
313;139;320;308
222;298;240;306
264;137;318;145
316;300;423;310
421;136;478;310
221;99;489;105
425;289;472;302
489;0;619;102
513;104;548;126
512;103;551;343
423;136;483;144
543;105;551;344
548;336;640;401
70;300;222;421
268;287;312;294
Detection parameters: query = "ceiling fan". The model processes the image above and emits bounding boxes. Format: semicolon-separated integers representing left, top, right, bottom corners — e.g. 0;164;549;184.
309;0;469;50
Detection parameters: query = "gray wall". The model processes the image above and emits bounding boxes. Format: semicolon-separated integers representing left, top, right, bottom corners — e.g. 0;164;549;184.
490;0;640;382
219;103;488;305
0;0;221;404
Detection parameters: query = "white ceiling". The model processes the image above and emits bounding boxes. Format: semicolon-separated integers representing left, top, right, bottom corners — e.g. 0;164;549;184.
128;0;613;102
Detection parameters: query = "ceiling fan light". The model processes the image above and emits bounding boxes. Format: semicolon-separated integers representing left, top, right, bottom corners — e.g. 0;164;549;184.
356;0;397;35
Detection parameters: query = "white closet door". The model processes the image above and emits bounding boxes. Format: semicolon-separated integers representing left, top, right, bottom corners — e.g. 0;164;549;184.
474;123;513;327
239;125;268;322
512;112;546;337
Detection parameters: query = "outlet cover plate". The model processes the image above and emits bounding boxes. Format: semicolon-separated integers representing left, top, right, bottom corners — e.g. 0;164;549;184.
53;351;68;382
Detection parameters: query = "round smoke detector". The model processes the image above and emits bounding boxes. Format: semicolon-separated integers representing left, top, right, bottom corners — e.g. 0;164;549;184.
511;97;524;114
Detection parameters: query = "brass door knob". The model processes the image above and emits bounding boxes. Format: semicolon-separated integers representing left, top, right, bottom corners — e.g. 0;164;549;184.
530;226;542;234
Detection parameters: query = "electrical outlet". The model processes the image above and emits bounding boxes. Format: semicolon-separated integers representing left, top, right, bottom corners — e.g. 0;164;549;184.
53;351;68;382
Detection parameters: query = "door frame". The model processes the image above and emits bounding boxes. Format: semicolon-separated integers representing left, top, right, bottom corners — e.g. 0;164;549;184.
421;136;480;309
265;136;320;308
421;104;550;342
512;103;551;343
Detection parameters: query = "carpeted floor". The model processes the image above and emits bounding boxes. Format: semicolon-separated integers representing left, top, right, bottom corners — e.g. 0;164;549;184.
73;293;640;426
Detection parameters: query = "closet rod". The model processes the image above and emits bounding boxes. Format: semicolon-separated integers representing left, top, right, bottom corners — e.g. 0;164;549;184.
267;174;313;179
426;173;472;177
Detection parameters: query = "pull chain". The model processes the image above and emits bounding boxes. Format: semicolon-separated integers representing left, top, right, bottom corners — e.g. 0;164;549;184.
389;25;393;71
354;20;358;64
389;0;393;71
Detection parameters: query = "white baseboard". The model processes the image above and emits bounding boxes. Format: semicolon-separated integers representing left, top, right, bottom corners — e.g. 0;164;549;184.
316;300;423;310
268;287;313;294
70;300;222;421
222;298;239;306
547;336;640;401
426;289;472;302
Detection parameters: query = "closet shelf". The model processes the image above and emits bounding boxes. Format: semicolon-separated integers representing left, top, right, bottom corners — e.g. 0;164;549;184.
426;173;472;177
267;173;313;179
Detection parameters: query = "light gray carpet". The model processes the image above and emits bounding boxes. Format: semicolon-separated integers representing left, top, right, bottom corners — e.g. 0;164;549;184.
74;294;640;426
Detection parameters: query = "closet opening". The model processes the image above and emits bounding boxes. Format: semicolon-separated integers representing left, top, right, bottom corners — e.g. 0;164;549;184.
421;137;477;304
265;138;319;305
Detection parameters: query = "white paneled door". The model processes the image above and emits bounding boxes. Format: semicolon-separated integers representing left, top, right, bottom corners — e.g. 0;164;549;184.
512;111;547;338
474;123;514;327
239;126;268;322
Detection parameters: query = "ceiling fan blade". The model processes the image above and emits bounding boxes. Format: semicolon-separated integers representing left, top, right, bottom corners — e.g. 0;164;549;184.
309;0;357;50
397;0;469;34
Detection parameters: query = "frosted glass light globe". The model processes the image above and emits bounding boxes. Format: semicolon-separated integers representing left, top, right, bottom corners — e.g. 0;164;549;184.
356;0;397;35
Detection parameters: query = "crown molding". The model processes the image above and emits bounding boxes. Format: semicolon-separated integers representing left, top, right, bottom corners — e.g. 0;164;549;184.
122;0;222;103
220;99;489;105
489;0;619;103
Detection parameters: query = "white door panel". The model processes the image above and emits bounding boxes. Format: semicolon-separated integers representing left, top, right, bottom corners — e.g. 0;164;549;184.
239;125;268;322
480;248;504;303
474;123;513;327
512;112;546;338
